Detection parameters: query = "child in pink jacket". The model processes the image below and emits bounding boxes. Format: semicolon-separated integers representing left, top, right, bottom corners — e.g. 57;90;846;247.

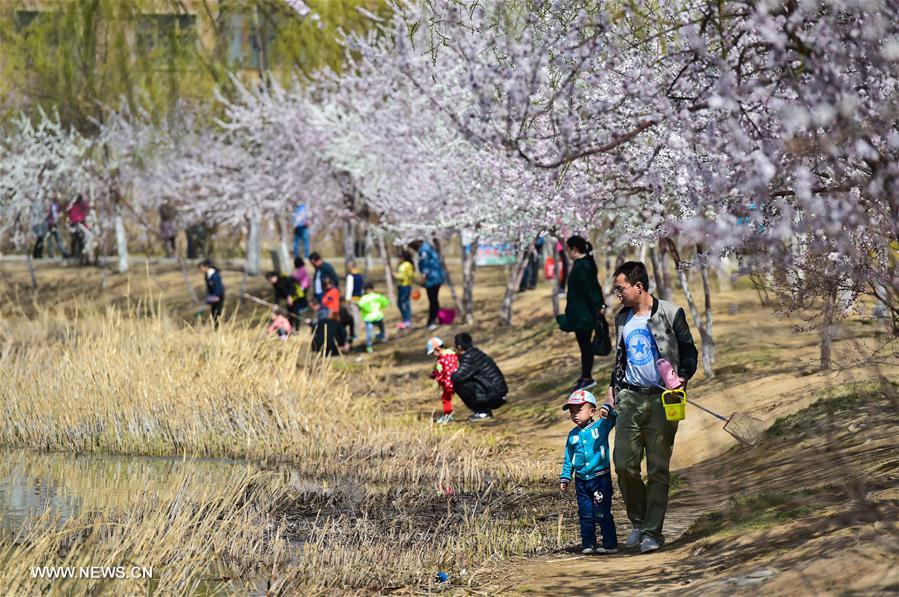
267;306;292;339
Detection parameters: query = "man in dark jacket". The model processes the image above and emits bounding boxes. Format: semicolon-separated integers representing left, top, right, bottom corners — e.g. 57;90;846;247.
605;261;697;555
450;332;508;422
266;271;307;329
198;259;225;326
309;252;340;304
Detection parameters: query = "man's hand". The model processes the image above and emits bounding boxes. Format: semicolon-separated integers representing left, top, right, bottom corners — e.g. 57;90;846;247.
560;481;569;493
606;386;615;405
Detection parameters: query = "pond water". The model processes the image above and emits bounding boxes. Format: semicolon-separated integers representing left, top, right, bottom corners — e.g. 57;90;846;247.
0;449;332;530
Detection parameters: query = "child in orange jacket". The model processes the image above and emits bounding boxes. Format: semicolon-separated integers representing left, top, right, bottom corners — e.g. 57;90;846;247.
427;336;459;424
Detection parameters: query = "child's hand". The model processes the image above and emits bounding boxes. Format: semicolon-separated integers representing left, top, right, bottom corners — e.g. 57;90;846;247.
560;481;569;493
598;405;610;419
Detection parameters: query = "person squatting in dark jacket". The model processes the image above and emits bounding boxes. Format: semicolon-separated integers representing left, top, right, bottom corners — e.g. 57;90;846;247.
450;332;508;422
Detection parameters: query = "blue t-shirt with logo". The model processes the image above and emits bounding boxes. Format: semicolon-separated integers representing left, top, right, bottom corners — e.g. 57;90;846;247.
622;312;660;387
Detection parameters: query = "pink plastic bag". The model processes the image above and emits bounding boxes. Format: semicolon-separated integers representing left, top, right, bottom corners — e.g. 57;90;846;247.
437;308;456;325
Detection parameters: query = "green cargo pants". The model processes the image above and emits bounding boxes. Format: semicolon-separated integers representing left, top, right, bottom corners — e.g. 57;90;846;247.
612;387;678;542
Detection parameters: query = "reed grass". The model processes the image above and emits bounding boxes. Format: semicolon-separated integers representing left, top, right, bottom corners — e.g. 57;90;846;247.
0;472;289;595
0;303;565;593
0;459;561;595
0;307;555;490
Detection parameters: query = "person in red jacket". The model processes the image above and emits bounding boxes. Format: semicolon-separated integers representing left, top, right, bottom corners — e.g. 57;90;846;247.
427;337;459;424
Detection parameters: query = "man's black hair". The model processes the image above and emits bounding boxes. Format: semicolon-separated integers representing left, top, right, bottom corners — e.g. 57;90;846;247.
454;332;474;351
309;252;322;261
265;271;279;280
198;259;214;269
613;261;650;292
363;282;375;291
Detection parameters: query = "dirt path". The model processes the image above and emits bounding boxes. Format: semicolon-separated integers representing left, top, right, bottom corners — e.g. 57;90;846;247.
364;278;899;595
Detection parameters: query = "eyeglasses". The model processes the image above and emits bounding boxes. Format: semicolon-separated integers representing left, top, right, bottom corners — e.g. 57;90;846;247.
613;285;631;295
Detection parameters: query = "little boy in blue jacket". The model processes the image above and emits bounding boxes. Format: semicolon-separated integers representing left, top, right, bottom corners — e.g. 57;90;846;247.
560;389;618;555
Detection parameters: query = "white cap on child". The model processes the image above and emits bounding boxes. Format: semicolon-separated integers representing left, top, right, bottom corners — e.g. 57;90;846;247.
426;337;444;355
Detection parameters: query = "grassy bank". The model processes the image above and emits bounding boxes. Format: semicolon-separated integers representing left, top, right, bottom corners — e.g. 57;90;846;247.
0;456;560;595
0;308;554;490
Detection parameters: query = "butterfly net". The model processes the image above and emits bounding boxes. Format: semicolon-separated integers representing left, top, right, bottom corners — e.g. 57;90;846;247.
723;412;766;447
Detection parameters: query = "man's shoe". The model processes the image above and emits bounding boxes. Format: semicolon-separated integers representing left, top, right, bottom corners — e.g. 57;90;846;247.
625;527;642;548
573;378;597;392
640;536;662;554
593;546;618;554
365;346;374;354
467;411;492;422
427;323;439;331
581;547;594;555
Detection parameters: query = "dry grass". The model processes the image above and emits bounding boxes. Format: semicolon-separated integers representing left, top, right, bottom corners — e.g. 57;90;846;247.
0;452;560;595
0;472;289;595
0;306;554;490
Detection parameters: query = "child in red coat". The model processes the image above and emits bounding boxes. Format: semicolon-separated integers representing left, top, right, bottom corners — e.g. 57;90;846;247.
427;336;459;424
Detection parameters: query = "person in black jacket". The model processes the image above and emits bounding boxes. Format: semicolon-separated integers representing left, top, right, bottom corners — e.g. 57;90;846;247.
450;332;508;422
266;271;307;329
198;259;225;326
556;236;606;393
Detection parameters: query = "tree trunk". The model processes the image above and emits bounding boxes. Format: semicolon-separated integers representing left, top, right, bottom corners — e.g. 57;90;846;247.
432;236;463;314
364;225;373;276
658;239;673;301
675;265;715;379
461;236;477;324
550;236;561;318
377;233;396;306
500;244;534;326
114;210;129;273
649;247;664;297
699;255;716;365
717;255;733;291
275;216;291;274
668;240;715;379
343;219;355;267
246;214;261;276
820;287;839;370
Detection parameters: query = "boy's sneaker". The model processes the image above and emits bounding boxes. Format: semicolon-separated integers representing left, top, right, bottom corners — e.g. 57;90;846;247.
436;414;454;425
365;346;374;354
640;536;662;554
467;411;492;422
581;547;594;555
593;546;618;554
573;378;597;392
625;527;642;548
